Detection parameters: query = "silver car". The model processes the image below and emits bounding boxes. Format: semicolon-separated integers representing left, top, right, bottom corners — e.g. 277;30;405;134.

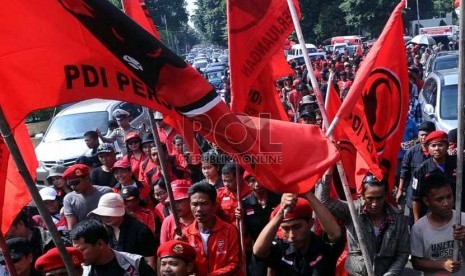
418;69;458;133
34;99;149;184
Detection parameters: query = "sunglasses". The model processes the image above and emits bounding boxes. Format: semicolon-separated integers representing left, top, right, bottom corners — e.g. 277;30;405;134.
362;174;381;184
67;178;82;186
126;139;140;145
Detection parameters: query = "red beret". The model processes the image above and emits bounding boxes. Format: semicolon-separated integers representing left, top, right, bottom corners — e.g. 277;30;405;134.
62;164;89;180
425;130;448;145
157;240;196;263
270;197;313;221
35;247;83;272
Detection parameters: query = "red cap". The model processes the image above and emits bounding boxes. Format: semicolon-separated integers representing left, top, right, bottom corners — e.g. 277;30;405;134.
112;160;131;171
35;247;83;272
157;240;196;263
166;179;192;203
425;130;448;145
62;164;89;180
124;132;140;142
270;197;313;221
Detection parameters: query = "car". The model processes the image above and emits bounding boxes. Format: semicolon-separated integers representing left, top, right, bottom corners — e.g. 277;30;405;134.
424;51;458;79
204;67;226;90
192;59;209;72
418;69;458;133
34;99;149;184
287;52;327;67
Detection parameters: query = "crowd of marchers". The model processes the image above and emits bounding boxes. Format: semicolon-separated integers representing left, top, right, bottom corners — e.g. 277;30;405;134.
0;42;464;276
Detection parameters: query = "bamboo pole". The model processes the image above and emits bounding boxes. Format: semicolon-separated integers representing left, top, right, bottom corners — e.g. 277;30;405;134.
453;0;464;261
0;107;77;276
145;108;183;237
285;1;374;275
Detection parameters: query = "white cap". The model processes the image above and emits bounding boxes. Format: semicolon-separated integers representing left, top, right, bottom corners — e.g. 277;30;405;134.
112;109;130;119
154;111;164;120
88;193;125;217
39;187;58;201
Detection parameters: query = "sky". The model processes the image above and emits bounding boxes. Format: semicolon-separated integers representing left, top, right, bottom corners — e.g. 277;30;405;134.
186;0;196;27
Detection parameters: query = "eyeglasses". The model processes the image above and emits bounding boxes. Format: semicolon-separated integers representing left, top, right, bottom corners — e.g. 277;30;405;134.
67;178;82;186
362;174;381;184
126;139;140;145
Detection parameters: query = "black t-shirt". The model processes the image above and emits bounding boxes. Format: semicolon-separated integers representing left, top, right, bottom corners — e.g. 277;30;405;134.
242;193;280;241
107;216;156;257
256;232;345;276
90;167;118;188
90;258;125;275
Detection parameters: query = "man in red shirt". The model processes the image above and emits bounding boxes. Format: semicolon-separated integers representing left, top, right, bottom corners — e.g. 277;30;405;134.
155;112;179;154
217;162;251;225
160;179;194;243
184;182;242;276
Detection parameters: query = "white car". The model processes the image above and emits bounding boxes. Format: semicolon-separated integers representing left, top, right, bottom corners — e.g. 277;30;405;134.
418;69;458;133
34;99;149;184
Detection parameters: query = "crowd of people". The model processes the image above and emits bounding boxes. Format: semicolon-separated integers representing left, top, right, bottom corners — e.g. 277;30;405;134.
0;41;463;276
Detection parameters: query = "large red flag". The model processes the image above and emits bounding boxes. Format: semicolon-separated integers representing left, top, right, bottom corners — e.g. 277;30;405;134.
0;123;37;235
333;0;409;193
228;0;299;120
0;0;338;194
122;0;161;39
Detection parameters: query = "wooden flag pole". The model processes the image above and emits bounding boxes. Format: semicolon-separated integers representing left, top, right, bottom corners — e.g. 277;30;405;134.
145;108;183;237
0;107;77;276
286;1;374;275
453;0;464;261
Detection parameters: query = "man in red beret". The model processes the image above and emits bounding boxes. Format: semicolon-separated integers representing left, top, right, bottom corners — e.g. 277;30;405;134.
253;192;343;275
35;247;83;275
62;164;113;229
157;240;196;276
413;130;459;223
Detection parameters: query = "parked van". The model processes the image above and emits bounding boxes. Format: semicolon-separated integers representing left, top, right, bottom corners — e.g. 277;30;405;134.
330;35;363;45
286;44;317;59
34;99;149;184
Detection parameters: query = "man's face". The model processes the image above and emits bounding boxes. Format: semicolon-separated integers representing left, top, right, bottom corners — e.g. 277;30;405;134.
159;257;192;276
12;253;33;276
246;177;265;194
418;130;430;145
174;139;184;154
428;141;447;160
84;136;98;149
280;219;311;250
98;152;116;167
100;216;123;227
222;173;237;192
73;238;102;266
423;185;453;219
116;116;130;128
190;192;215;224
173;198;192;218
68;177;89;194
362;185;386;216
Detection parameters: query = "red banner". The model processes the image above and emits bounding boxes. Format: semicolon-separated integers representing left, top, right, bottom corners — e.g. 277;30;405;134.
122;0;160;39
228;0;300;120
0;0;338;195
0;124;37;235
333;0;409;194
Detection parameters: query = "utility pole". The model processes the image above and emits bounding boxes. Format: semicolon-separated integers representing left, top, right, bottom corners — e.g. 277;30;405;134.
415;0;421;34
161;14;172;50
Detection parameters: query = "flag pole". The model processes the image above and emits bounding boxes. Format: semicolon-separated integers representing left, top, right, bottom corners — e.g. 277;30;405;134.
453;0;464;261
0;107;77;276
0;231;18;276
145;108;183;237
235;165;247;274
286;1;374;275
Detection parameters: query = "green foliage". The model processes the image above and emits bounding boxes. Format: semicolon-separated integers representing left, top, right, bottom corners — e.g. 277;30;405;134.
107;0;122;9
192;0;227;46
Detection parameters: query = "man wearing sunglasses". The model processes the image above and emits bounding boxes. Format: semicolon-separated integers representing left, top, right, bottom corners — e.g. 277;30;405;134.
62;164;113;230
318;172;410;275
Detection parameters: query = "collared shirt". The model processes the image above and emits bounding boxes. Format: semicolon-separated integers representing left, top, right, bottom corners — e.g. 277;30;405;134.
255;232;345;276
242;192;280;241
216;185;251;225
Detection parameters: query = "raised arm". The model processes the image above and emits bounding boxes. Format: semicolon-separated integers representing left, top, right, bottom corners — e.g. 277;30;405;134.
304;191;341;242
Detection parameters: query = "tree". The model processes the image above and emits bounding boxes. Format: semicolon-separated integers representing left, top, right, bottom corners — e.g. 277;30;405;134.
192;0;227;46
107;0;122;9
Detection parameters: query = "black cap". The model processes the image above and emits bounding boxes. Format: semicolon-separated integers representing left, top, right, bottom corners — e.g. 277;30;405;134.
141;133;154;144
0;238;32;262
418;121;436;132
448;128;458;143
120;186;140;201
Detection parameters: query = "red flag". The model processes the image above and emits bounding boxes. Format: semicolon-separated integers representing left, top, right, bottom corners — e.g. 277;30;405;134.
227;0;300;120
0;123;37;235
455;0;460;8
0;0;338;194
122;0;160;39
333;0;409;194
